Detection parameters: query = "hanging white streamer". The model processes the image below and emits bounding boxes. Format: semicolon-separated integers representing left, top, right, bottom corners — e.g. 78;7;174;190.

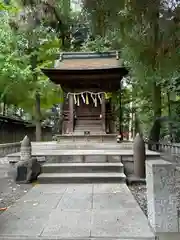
91;93;97;107
91;93;95;103
94;95;97;107
81;93;85;103
98;93;102;104
77;95;80;106
66;91;106;106
67;91;105;96
74;94;77;104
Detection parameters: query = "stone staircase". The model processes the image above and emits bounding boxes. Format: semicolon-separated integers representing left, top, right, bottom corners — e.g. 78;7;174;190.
38;162;126;183
74;119;104;134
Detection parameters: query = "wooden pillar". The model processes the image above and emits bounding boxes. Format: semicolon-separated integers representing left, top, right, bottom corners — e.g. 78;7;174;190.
68;94;74;133
101;93;106;133
119;81;123;139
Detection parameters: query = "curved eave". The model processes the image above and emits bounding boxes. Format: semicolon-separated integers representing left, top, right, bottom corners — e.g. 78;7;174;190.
41;67;128;91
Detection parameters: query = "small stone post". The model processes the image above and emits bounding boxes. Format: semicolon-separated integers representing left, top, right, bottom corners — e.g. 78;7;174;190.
14;135;40;183
146;160;179;233
20;135;31;161
15;135;32;183
133;133;146;178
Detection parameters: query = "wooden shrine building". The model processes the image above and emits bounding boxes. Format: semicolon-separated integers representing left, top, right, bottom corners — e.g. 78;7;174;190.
42;51;128;136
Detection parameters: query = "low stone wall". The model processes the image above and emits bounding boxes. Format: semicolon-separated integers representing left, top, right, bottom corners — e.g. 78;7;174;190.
0;142;21;157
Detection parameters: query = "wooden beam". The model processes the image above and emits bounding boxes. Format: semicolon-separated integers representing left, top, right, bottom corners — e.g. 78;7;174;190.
68;94;74;133
101;93;106;133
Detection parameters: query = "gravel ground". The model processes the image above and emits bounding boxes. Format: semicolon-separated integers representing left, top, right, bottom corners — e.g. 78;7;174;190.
128;183;148;217
0;158;32;214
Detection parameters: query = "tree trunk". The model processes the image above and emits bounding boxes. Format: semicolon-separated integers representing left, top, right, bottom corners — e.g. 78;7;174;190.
167;92;173;142
97;10;106;37
152;82;161;142
149;0;161;146
29;40;41;141
148;82;161;150
35;92;42;141
2;96;6;116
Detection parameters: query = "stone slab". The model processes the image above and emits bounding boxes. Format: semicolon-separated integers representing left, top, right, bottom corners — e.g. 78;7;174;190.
93;192;137;210
66;184;93;193
0;183;155;239
42;209;92;237
56;192;92;210
29;183;68;194
15;192;63;209
91;209;153;238
0;207;51;236
7;149;160;157
146;160;179;233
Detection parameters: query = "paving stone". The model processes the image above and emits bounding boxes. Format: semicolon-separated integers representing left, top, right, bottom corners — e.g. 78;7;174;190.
57;192;92;210
0;208;51;236
91;209;155;238
41;209;91;237
66;184;93;193
93;183;125;193
16;192;63;209
93;192;137;210
0;183;155;239
32;184;67;194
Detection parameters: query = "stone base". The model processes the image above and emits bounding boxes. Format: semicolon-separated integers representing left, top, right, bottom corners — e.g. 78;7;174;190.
14;157;41;183
126;175;146;185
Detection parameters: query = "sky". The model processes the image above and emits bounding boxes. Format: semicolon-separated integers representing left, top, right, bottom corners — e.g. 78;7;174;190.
71;0;82;11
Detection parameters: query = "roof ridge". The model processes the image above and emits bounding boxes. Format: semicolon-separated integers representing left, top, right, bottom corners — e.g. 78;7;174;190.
58;51;120;61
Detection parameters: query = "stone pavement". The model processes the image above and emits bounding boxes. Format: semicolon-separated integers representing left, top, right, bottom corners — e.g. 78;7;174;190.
0;183;155;240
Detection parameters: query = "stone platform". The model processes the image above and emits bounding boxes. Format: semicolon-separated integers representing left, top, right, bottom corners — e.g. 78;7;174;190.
7;141;160;164
53;133;118;142
0;183;155;240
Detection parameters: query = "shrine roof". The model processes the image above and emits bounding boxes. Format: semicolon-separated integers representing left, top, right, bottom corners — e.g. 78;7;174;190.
54;51;123;70
41;51;128;91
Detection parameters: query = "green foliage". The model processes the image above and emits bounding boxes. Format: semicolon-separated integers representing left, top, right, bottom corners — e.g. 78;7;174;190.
82;0;180;140
82;0;124;37
0;0;64;120
116;1;180;138
81;36;112;52
0;12;32;103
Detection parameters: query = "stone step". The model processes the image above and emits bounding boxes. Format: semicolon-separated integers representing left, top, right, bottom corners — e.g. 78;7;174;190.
73;129;103;132
54;134;117;142
73;132;104;135
75;124;102;126
38;172;126;184
74;126;102;129
74;130;103;133
42;162;124;173
75;121;102;125
73;129;104;132
75;124;102;128
76;120;101;123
